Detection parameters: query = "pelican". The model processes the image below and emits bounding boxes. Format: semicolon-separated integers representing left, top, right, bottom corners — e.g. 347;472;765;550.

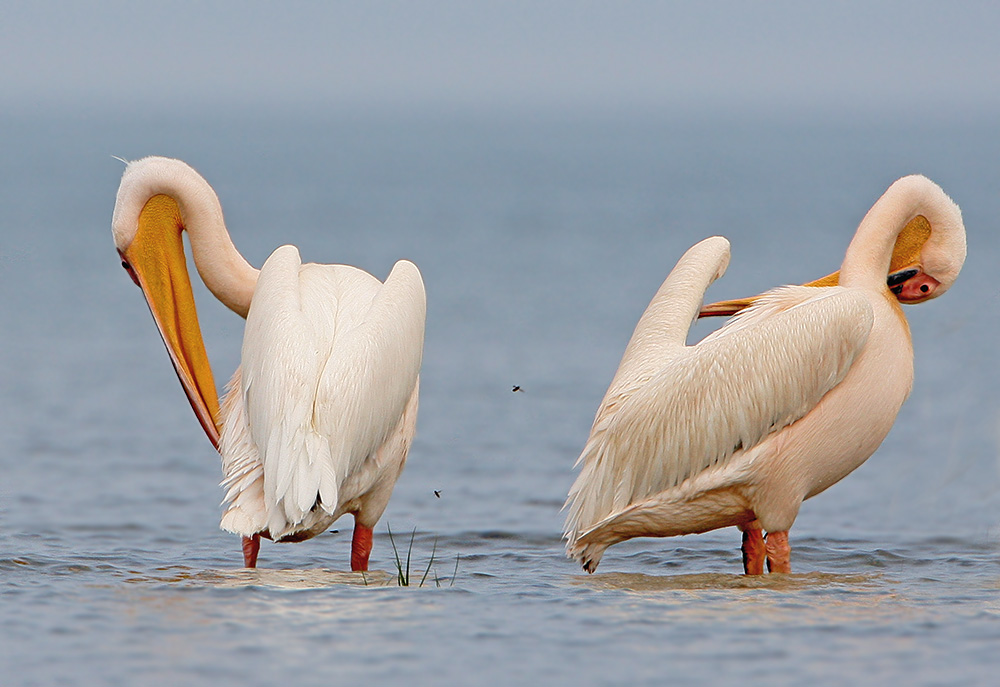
564;175;965;575
112;156;426;570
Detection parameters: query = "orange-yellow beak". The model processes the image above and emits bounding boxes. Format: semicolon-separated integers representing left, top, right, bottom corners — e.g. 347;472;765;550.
118;194;222;448
699;215;933;318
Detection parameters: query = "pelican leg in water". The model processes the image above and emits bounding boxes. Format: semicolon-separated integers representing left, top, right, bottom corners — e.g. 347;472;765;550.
112;156;426;570
564;175;965;575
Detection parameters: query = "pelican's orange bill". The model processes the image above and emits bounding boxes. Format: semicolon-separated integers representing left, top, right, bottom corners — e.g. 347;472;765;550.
119;194;222;447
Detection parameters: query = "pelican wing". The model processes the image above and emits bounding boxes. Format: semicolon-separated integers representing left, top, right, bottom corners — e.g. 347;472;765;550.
565;286;874;538
236;246;330;535
311;259;426;493
612;236;731;386
234;247;425;538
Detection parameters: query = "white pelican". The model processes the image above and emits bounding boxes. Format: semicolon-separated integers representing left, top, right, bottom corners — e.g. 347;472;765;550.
564;175;965;575
112;156;426;570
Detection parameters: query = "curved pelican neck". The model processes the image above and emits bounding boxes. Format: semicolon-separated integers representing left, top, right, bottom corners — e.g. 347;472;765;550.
116;157;260;318
838;176;934;291
176;182;259;319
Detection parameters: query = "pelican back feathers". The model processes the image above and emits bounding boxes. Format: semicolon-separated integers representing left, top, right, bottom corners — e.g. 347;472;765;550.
565;268;874;564
219;247;426;540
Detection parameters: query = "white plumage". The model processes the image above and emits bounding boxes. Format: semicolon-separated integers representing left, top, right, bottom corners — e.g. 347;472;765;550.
565;175;965;574
220;250;424;542
112;156;425;568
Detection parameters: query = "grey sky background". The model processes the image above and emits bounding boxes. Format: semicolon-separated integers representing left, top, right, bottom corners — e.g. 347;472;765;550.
3;1;999;119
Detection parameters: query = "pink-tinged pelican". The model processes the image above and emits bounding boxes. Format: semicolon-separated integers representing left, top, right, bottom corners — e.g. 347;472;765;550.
112;156;426;570
564;175;965;575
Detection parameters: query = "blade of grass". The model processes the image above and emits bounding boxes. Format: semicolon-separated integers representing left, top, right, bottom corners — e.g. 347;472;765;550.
387;522;406;586
405;528;416;584
419;537;438;588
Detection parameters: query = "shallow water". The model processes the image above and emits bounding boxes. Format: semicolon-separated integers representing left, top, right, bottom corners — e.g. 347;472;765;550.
1;111;999;685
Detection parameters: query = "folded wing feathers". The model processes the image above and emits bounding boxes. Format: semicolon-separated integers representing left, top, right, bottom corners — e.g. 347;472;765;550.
219;248;426;540
565;285;873;542
314;260;426;489
218;366;267;535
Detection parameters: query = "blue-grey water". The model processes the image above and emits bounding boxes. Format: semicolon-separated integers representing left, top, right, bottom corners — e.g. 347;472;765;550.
1;111;999;686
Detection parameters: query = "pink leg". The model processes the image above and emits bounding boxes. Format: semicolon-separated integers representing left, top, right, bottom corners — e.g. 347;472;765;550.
242;534;260;568
351;519;373;572
742;522;766;575
765;531;791;573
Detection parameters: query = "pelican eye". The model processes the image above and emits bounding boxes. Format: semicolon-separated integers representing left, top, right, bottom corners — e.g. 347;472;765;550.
920;284;929;293
119;259;141;287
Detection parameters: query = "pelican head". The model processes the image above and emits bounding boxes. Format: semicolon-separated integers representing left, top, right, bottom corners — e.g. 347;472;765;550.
869;175;965;303
700;174;966;317
111;157;256;446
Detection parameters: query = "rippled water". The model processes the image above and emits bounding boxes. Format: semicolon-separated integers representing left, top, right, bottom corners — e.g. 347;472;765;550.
1;111;999;685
